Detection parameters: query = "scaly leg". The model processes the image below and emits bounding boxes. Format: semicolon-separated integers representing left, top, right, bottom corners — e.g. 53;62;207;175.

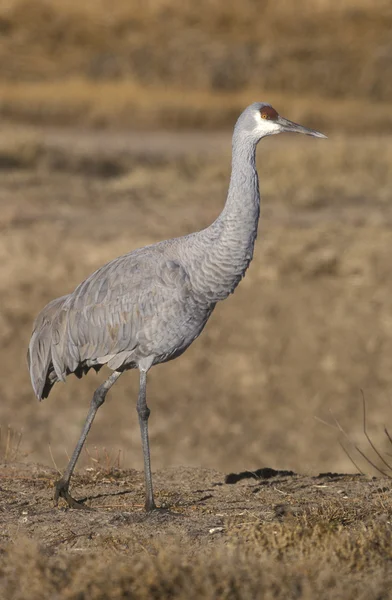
137;369;156;511
54;370;122;509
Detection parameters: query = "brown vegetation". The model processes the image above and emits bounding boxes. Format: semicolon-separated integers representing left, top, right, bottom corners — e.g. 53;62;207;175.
0;0;391;129
1;464;392;599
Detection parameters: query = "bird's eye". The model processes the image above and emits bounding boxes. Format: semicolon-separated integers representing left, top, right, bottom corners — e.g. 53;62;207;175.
260;106;279;121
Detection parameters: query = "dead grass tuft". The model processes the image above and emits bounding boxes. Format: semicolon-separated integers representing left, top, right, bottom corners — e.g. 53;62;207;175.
0;426;23;463
1;520;392;599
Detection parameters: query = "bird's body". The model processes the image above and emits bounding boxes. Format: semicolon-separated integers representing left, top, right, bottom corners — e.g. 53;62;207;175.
28;120;261;397
29;238;216;399
27;103;326;510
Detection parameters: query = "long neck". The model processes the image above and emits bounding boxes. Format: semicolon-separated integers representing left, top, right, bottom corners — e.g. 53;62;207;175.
189;131;261;302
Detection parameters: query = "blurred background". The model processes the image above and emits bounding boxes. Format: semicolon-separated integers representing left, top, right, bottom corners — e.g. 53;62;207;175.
1;0;392;476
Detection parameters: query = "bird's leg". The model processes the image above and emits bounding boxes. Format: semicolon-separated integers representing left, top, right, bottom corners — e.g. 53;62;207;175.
137;369;156;511
54;370;122;509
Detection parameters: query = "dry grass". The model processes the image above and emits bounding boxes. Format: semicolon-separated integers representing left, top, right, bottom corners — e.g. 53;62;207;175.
0;0;391;129
1;80;392;132
1;531;391;600
1;465;392;600
0;426;23;463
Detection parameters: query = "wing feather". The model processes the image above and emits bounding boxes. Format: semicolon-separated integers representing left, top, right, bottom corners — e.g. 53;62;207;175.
53;251;193;373
27;295;69;398
28;245;198;399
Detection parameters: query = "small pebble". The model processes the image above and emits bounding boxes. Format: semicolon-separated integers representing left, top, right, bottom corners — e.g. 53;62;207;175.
209;527;224;534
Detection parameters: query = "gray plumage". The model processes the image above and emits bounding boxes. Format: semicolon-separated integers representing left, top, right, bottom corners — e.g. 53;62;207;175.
27;103;326;511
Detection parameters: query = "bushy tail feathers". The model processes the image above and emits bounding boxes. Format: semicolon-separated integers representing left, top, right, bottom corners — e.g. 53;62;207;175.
27;295;69;400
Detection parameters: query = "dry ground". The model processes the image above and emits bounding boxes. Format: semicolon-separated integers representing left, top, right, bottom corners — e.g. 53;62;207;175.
1;463;392;599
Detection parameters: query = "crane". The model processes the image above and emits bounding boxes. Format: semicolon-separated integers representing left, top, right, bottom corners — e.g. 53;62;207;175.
27;103;326;511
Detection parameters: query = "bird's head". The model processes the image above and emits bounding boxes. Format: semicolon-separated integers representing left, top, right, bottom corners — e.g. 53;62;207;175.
235;102;327;141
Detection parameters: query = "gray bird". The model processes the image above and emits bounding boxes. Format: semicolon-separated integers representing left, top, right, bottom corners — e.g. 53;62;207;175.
27;103;326;511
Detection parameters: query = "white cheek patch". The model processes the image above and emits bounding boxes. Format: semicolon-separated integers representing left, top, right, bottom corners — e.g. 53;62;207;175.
254;112;280;135
254;112;264;127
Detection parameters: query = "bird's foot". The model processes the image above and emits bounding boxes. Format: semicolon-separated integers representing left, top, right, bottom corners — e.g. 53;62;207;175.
143;501;184;518
54;478;93;510
145;498;157;512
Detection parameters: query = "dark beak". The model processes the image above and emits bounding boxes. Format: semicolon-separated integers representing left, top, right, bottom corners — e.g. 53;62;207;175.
277;116;327;138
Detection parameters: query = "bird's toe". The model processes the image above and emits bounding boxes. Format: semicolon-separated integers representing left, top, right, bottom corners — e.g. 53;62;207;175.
54;478;92;510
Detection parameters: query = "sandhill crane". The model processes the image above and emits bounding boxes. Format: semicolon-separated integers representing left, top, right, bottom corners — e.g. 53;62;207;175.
27;103;326;511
